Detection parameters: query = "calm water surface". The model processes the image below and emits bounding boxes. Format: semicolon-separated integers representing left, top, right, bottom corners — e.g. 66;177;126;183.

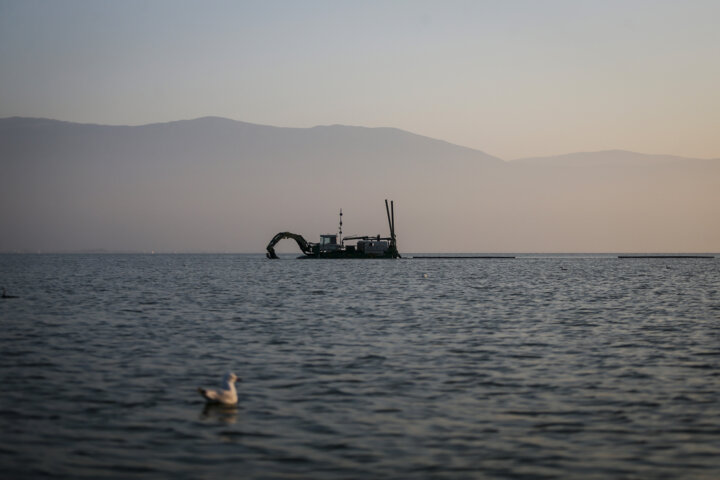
1;254;719;479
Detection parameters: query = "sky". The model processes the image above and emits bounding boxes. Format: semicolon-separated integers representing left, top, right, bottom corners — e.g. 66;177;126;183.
1;0;719;160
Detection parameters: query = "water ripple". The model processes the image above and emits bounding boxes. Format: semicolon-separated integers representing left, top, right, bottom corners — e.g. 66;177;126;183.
1;254;719;478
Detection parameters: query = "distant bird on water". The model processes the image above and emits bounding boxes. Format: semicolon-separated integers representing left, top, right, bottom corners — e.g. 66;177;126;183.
2;288;18;299
197;372;240;406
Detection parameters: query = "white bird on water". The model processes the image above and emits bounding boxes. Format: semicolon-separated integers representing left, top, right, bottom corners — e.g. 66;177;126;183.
197;372;240;406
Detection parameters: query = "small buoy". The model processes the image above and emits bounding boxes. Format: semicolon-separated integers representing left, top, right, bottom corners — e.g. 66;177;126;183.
423;273;428;278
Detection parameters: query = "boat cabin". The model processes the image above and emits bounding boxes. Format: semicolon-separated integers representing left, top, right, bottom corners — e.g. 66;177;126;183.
319;234;340;252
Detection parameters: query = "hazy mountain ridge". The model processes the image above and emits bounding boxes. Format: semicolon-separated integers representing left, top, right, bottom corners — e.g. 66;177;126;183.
513;149;720;166
1;117;718;253
1;116;505;165
3;116;716;165
0;116;503;163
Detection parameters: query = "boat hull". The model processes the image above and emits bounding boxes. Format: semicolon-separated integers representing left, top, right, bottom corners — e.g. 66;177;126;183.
298;251;399;259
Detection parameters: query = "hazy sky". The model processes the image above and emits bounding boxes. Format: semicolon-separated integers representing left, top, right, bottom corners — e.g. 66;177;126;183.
1;0;719;160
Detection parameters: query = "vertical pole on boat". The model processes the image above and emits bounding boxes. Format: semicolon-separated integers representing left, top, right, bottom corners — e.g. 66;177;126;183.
391;201;395;241
385;199;399;258
339;209;343;245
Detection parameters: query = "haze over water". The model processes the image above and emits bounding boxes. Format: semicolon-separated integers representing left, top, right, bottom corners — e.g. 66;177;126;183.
1;254;719;479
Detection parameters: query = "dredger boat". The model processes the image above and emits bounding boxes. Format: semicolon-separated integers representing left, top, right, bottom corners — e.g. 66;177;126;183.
266;200;400;259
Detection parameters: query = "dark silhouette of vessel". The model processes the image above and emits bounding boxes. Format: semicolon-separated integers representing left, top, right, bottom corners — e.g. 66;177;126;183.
266;200;400;259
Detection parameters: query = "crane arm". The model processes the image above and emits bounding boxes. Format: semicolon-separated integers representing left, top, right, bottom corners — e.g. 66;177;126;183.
266;232;313;259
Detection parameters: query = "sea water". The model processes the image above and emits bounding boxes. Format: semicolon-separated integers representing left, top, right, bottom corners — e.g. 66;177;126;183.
1;254;719;479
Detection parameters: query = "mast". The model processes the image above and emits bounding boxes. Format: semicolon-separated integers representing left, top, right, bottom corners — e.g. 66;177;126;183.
391;200;395;244
338;208;343;245
385;199;400;258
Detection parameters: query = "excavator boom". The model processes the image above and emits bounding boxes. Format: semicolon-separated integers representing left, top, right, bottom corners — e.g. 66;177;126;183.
266;232;313;259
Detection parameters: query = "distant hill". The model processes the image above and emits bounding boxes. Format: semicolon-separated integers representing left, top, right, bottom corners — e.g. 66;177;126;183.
0;116;502;173
1;117;718;253
512;149;719;167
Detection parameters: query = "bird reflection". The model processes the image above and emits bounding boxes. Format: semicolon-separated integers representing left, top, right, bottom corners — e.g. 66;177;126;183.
200;403;239;425
2;288;19;299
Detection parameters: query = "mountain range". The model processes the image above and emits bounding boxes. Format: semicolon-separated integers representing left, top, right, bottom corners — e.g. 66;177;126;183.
1;117;718;253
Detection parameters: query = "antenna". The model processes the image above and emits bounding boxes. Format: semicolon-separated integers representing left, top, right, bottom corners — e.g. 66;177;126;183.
339;208;343;244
